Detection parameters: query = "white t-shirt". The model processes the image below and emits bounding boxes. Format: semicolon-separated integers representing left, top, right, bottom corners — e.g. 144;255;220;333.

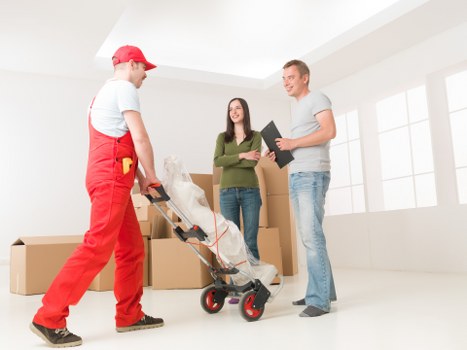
90;79;140;137
289;90;332;173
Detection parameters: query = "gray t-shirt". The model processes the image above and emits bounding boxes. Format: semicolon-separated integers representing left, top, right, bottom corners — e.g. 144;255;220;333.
289;90;332;173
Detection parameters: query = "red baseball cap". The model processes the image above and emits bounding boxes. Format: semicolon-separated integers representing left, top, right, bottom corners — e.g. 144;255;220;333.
112;45;157;71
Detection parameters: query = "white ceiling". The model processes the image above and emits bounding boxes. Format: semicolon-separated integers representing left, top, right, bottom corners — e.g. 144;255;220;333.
97;0;404;79
1;0;467;91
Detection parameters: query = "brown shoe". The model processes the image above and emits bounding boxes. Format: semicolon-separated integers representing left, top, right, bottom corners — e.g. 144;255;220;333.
116;315;164;333
30;322;82;347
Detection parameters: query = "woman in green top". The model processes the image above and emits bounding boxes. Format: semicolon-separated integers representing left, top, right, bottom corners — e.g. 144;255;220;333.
213;97;262;266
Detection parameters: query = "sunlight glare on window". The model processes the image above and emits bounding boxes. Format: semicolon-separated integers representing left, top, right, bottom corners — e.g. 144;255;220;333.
446;70;467;204
326;110;365;215
379;127;412;180
445;70;467;111
376;92;407;132
377;85;436;211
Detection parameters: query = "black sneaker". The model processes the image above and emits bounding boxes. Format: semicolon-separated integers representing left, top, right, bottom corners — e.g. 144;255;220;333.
30;322;82;347
116;314;164;333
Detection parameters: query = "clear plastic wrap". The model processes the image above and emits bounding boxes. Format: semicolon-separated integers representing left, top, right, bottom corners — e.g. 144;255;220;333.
162;155;277;286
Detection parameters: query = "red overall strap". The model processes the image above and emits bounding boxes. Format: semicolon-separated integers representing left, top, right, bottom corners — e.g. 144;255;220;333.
88;96;96;120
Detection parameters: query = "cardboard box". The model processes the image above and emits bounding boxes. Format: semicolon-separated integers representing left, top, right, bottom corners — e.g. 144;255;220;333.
213;166;222;186
258;157;289;195
151;210;173;239
256;157;298;275
258;227;283;279
213;184;220;213
151;238;213;289
266;194;298;275
135;204;158;222
255;165;269;227
165;208;180;225
131;193;150;208
88;237;150;291
135;205;173;239
139;220;151;237
190;173;214;209
10;235;83;295
165;221;189;239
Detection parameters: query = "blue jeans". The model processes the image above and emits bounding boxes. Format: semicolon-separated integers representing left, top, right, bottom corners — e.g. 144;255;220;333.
289;171;337;311
219;187;262;260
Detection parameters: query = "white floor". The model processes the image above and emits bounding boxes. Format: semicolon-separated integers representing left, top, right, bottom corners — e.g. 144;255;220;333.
1;264;466;350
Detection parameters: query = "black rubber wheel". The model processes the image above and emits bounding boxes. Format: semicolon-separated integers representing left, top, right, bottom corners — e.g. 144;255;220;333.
200;286;225;314
239;290;265;321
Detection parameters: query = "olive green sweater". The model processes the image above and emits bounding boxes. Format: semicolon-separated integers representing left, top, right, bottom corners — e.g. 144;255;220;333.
213;131;262;189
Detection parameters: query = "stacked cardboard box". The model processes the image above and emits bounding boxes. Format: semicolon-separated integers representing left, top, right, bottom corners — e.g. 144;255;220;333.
258;158;298;276
258;227;283;284
10;168;289;295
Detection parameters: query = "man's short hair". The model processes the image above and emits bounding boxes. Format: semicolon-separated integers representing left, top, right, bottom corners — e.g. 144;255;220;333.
283;59;310;78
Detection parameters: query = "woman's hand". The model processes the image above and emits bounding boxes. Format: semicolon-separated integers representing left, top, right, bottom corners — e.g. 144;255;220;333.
240;150;261;161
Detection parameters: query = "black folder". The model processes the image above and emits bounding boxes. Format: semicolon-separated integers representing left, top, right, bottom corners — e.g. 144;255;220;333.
260;121;294;169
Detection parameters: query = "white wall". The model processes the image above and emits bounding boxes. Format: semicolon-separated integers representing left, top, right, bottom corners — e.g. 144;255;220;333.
322;22;467;273
1;71;95;263
3;21;467;274
0;71;290;261
140;78;291;175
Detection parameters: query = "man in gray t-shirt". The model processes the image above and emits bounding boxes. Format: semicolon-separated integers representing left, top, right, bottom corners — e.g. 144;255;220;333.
289;90;333;173
271;59;337;317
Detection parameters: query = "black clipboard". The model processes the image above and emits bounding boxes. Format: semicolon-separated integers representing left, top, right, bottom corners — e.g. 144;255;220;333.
261;121;294;169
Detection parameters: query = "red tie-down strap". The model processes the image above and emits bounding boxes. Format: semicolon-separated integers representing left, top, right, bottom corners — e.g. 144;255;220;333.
186;211;247;269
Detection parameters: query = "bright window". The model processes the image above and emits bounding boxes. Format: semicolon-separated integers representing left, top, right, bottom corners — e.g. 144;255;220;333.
326;110;365;215
376;86;437;210
445;70;467;204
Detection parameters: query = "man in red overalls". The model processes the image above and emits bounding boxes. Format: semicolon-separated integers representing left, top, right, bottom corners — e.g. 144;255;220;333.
30;45;162;347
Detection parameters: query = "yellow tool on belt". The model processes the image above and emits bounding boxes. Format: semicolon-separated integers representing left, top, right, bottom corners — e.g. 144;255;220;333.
122;157;133;174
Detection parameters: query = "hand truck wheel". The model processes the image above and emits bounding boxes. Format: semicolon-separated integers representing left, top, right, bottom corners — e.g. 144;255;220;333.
200;286;225;314
239;290;265;321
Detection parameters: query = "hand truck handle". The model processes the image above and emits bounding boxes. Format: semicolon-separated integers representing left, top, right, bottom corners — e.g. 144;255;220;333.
145;183;170;203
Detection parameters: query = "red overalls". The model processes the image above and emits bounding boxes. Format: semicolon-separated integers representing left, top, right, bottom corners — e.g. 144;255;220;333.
34;102;145;329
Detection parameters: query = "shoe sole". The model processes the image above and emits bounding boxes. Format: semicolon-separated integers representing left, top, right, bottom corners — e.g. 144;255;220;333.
116;321;164;333
29;323;83;348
